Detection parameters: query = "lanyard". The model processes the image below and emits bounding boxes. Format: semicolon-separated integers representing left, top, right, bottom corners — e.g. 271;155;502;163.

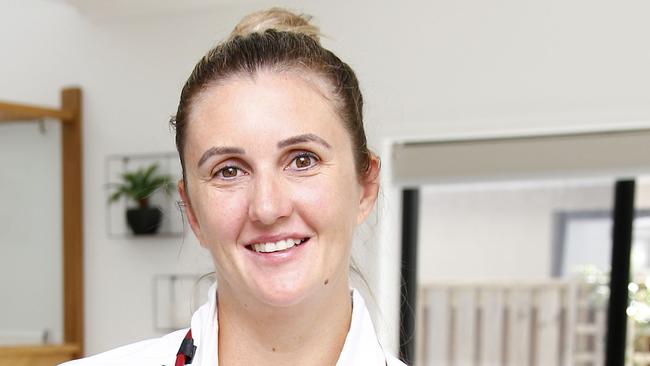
175;329;196;366
175;329;390;366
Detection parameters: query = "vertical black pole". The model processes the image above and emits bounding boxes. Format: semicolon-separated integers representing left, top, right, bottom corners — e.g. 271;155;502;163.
400;188;419;364
605;180;635;366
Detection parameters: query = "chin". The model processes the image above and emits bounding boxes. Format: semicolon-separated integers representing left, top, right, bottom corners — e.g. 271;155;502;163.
251;278;318;308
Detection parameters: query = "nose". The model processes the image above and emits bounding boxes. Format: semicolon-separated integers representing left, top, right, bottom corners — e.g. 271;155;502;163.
248;170;293;226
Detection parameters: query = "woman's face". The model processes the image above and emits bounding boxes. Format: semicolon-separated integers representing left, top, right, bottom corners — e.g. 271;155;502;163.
179;70;378;307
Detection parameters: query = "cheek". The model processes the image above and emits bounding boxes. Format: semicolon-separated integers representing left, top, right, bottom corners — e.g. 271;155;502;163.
293;171;360;232
194;187;249;246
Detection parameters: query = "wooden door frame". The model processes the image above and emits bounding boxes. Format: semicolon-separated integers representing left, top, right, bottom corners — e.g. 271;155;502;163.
0;87;84;357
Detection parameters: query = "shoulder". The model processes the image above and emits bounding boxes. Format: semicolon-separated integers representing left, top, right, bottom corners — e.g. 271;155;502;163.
59;328;187;366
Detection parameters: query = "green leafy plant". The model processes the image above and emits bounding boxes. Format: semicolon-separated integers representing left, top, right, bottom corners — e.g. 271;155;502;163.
108;163;174;208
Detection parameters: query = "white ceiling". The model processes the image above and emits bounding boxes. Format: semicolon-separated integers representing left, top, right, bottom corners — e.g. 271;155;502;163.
60;0;267;19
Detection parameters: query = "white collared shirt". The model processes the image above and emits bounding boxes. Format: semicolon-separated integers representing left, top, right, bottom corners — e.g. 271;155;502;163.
61;284;406;365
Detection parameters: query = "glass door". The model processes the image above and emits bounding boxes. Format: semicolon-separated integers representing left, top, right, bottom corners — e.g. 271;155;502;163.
0;119;63;346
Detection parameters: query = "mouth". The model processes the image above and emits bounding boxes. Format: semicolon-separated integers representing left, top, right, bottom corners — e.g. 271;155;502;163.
245;237;310;254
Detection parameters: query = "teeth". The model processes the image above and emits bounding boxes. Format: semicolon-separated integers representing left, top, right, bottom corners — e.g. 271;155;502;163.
252;238;305;253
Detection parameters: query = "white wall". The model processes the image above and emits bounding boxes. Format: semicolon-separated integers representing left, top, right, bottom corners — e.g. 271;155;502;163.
417;179;650;285
418;180;614;282
367;0;650;140
78;12;220;353
3;0;650;357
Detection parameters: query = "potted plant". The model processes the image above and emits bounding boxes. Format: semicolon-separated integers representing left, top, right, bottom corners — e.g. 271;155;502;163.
108;163;174;235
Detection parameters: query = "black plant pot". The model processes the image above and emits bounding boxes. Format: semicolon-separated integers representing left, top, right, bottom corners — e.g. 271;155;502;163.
126;207;162;235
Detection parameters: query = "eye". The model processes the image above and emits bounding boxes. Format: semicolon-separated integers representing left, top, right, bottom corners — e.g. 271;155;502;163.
288;152;319;171
214;166;244;179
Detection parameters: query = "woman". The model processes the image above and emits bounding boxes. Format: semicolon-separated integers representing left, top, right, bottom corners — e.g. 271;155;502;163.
63;8;405;366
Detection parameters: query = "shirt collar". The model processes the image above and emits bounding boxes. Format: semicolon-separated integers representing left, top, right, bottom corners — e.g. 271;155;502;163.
336;289;387;365
189;282;219;365
188;283;386;365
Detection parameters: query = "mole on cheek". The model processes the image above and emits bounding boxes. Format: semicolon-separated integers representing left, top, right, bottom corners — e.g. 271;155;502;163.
272;347;276;352
324;279;329;285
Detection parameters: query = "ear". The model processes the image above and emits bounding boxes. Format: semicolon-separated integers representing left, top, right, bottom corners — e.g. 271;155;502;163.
356;154;381;225
178;179;205;245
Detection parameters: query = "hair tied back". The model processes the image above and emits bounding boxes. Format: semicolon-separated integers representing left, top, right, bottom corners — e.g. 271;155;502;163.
229;7;322;44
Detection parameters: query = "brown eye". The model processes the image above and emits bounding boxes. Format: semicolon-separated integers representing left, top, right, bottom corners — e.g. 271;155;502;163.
223;167;238;177
216;166;241;179
296;156;311;168
289;153;318;171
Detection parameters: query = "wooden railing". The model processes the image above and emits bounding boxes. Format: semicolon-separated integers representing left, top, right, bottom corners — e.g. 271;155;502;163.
417;280;608;366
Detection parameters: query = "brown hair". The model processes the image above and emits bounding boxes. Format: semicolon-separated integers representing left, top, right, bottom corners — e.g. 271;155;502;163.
171;8;371;183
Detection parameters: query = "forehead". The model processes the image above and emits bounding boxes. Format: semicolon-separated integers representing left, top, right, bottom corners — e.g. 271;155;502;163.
185;70;347;151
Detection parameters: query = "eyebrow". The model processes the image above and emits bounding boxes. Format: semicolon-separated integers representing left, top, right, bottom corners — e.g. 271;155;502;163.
197;146;245;168
277;133;332;149
196;134;331;168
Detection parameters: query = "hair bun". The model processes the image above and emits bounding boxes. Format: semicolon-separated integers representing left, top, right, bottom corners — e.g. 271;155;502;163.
230;7;321;44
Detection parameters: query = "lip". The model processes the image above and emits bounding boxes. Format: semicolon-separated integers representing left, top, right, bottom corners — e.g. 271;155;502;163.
244;236;313;267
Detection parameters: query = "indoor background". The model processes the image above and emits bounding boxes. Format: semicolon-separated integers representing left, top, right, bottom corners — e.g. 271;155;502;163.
2;0;650;365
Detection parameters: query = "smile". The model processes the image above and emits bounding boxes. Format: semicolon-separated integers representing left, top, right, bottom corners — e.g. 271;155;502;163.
247;238;309;253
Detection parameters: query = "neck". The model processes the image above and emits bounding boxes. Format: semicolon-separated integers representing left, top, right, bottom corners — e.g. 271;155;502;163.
216;275;352;366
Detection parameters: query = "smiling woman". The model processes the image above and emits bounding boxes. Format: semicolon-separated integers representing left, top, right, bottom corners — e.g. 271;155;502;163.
61;7;405;366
